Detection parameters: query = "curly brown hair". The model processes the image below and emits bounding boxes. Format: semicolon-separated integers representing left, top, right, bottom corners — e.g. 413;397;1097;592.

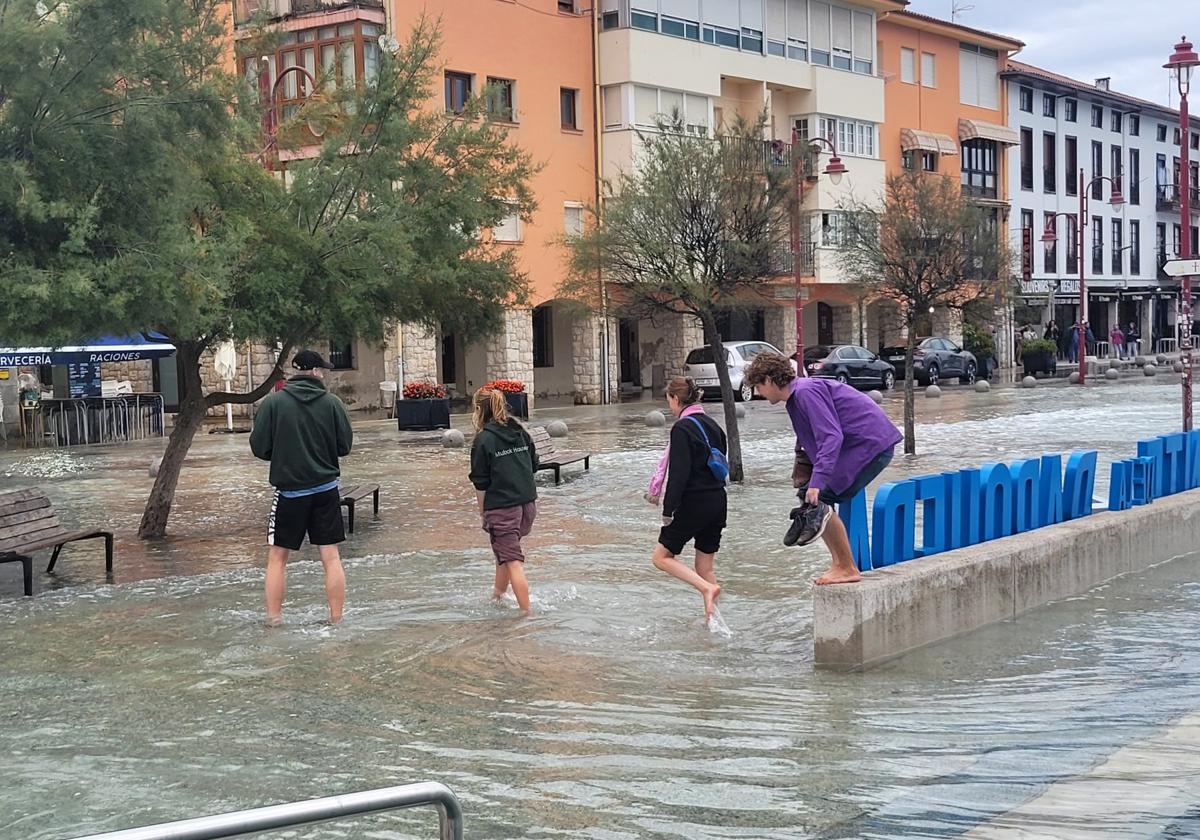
743;352;795;388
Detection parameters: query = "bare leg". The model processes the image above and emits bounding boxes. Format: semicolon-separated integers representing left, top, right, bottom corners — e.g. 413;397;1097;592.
493;564;511;601
694;550;718;588
814;512;862;585
652;543;720;619
505;562;531;613
265;546;290;625
318;544;345;623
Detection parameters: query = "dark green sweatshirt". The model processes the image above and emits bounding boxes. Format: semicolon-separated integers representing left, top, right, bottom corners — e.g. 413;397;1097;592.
469;419;539;510
250;376;353;491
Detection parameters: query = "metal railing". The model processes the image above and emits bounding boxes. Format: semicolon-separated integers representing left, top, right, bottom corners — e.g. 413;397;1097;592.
234;0;383;24
64;783;464;840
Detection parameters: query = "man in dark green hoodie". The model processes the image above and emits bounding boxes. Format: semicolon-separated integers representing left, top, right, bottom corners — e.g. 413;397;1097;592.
250;350;353;625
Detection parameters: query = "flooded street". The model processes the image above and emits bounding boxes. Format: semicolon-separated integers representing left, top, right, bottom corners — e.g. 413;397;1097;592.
2;376;1200;839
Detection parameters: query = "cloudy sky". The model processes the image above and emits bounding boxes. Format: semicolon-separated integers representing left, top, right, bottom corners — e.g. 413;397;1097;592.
905;0;1188;108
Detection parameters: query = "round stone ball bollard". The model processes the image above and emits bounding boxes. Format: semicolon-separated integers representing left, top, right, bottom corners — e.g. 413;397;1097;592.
1144;363;1158;377
1156;353;1168;365
546;419;569;438
149;456;163;478
868;389;884;404
974;379;991;393
442;429;465;448
645;410;667;428
1135;355;1148;367
1105;367;1120;381
925;384;942;398
1021;375;1038;388
1068;372;1081;384
1174;361;1185;374
734;403;747;418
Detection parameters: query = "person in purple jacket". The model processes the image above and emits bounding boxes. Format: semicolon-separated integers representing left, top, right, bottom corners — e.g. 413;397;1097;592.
744;353;901;585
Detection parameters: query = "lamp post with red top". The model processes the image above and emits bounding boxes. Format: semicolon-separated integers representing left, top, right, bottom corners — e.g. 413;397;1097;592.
1040;170;1124;383
1165;36;1200;431
790;133;848;369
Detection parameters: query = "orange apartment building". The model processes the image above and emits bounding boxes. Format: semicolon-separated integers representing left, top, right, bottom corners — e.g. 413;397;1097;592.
874;9;1022;362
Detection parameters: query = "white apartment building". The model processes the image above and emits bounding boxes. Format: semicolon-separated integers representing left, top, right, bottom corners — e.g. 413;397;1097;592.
1004;61;1200;353
597;0;900;391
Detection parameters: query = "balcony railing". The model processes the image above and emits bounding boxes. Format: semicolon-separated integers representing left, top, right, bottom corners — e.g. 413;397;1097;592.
234;0;383;25
961;182;998;200
1159;183;1180;210
765;242;816;277
718;136;819;178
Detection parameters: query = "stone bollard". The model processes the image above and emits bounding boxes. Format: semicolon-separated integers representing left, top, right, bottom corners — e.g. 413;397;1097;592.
1144;363;1158;377
149;456;163;478
974;379;990;393
546;420;569;438
1069;372;1081;384
442;429;465;448
1109;358;1121;369
868;390;884;403
925;384;942;398
1105;367;1120;380
1174;361;1185;373
1135;355;1148;367
1021;375;1037;388
645;410;666;428
734;403;747;418
1157;353;1168;364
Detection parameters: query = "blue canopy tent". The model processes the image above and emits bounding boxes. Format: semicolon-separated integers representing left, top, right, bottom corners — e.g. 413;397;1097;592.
0;333;175;367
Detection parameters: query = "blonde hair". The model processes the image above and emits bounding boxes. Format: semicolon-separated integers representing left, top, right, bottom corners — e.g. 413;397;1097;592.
665;376;702;406
472;388;509;431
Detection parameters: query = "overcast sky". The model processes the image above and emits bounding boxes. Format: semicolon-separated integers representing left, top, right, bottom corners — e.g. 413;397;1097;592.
905;0;1188;109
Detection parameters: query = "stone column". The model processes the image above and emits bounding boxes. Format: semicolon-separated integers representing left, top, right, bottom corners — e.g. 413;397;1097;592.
830;304;862;345
663;313;704;380
1141;298;1155;357
485;308;535;400
932;307;964;346
571;314;619;405
385;322;439;385
764;303;797;356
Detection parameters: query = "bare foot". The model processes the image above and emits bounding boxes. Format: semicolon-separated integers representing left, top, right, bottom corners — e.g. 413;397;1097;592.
265;615;283;628
814;569;862;585
327;614;342;625
702;583;721;620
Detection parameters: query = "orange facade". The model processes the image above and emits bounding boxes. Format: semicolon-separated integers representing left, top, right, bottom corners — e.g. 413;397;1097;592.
876;11;1021;193
389;0;597;306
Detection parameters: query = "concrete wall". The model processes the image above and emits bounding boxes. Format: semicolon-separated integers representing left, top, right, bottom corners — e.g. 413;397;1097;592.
814;488;1200;669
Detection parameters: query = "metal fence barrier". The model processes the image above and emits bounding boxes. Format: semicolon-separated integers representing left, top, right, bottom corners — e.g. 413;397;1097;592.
63;783;464;840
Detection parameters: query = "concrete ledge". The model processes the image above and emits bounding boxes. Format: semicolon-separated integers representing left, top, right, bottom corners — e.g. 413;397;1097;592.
814;489;1200;669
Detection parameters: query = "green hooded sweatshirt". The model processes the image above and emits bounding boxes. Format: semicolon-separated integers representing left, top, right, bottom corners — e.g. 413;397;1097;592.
469;419;539;510
250;376;353;491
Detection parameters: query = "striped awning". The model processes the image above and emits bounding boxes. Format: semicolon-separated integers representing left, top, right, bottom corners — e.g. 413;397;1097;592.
958;118;1019;146
900;128;959;156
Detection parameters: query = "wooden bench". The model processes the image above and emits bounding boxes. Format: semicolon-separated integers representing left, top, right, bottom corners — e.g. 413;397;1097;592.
0;487;113;597
340;484;380;534
528;425;591;485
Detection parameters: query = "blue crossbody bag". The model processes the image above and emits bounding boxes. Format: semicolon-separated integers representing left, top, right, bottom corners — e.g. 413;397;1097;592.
687;416;730;485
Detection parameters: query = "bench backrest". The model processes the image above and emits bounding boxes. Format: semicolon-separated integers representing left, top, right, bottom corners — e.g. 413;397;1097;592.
527;425;559;460
0;487;64;555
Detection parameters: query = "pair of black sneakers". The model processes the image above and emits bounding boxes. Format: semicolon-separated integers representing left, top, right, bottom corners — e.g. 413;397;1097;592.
784;502;834;547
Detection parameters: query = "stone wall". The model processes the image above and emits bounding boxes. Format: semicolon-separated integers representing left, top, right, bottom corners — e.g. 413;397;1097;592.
932;308;965;346
401;323;440;384
764;303;797;357
830;303;862;346
571;314;620;405
485;308;535;399
101;360;155;393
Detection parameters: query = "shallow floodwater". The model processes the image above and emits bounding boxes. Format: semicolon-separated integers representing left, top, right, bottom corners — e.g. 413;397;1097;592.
2;377;1200;838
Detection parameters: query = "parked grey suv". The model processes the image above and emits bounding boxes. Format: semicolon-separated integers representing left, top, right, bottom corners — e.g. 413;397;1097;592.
881;337;977;385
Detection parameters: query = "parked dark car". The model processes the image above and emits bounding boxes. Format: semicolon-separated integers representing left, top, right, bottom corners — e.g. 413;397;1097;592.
881;337;977;385
799;344;895;390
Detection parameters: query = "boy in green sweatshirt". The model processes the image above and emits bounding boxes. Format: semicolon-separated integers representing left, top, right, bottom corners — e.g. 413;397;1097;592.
469;387;538;612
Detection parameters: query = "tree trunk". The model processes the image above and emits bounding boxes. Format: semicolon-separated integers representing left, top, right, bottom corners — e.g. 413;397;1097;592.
138;341;206;540
902;316;917;455
701;313;744;483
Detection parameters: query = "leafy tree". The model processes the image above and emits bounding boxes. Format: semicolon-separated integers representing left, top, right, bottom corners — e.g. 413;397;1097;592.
561;115;792;481
0;0;534;537
837;171;1011;454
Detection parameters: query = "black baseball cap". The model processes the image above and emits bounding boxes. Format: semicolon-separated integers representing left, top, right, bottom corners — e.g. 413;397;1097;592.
292;349;334;371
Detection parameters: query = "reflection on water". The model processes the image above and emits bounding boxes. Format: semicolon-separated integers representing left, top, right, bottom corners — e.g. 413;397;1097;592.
1;378;1200;838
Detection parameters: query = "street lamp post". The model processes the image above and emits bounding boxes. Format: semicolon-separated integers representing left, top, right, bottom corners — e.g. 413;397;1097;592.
1041;169;1124;383
1166;36;1200;431
790;133;847;368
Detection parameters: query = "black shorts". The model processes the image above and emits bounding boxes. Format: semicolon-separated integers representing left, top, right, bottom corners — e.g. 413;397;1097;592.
659;490;727;556
268;488;345;551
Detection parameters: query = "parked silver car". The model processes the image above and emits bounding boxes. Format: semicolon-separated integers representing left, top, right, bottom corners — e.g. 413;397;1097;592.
683;340;793;401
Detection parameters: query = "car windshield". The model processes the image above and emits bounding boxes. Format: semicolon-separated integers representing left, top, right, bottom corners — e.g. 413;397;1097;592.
685;348;714;365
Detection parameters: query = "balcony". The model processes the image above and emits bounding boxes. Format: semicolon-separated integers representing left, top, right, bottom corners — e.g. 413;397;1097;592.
766;242;815;277
234;0;383;26
717;136;818;178
1159;184;1180;211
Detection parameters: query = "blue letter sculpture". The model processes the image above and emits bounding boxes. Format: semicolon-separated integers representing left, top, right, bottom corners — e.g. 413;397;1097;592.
872;480;917;568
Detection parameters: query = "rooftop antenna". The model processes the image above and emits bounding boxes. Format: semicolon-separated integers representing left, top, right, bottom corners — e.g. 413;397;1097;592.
951;1;974;22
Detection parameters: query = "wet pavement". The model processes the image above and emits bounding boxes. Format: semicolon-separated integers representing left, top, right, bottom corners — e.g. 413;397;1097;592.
2;375;1200;838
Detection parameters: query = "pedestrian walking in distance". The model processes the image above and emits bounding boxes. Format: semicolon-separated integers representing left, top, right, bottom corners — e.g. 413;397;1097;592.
744;353;900;585
651;376;727;622
250;349;353;625
469;387;538;613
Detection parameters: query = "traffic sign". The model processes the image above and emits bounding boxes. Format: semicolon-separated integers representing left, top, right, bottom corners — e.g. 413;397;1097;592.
1163;259;1200;277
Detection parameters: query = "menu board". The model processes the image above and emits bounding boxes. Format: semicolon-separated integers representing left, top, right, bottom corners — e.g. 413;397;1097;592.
67;362;102;398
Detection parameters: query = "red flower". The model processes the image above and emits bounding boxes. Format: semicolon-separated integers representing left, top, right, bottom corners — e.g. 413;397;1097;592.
403;381;447;400
483;379;526;394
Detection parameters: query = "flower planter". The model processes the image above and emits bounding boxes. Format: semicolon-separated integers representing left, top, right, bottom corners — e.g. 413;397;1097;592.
503;391;529;419
1022;350;1057;378
395;398;451;431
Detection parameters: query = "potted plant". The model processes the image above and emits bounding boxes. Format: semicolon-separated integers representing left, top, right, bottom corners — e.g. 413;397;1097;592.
396;380;451;431
484;379;529;419
1021;338;1058;378
963;323;996;379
